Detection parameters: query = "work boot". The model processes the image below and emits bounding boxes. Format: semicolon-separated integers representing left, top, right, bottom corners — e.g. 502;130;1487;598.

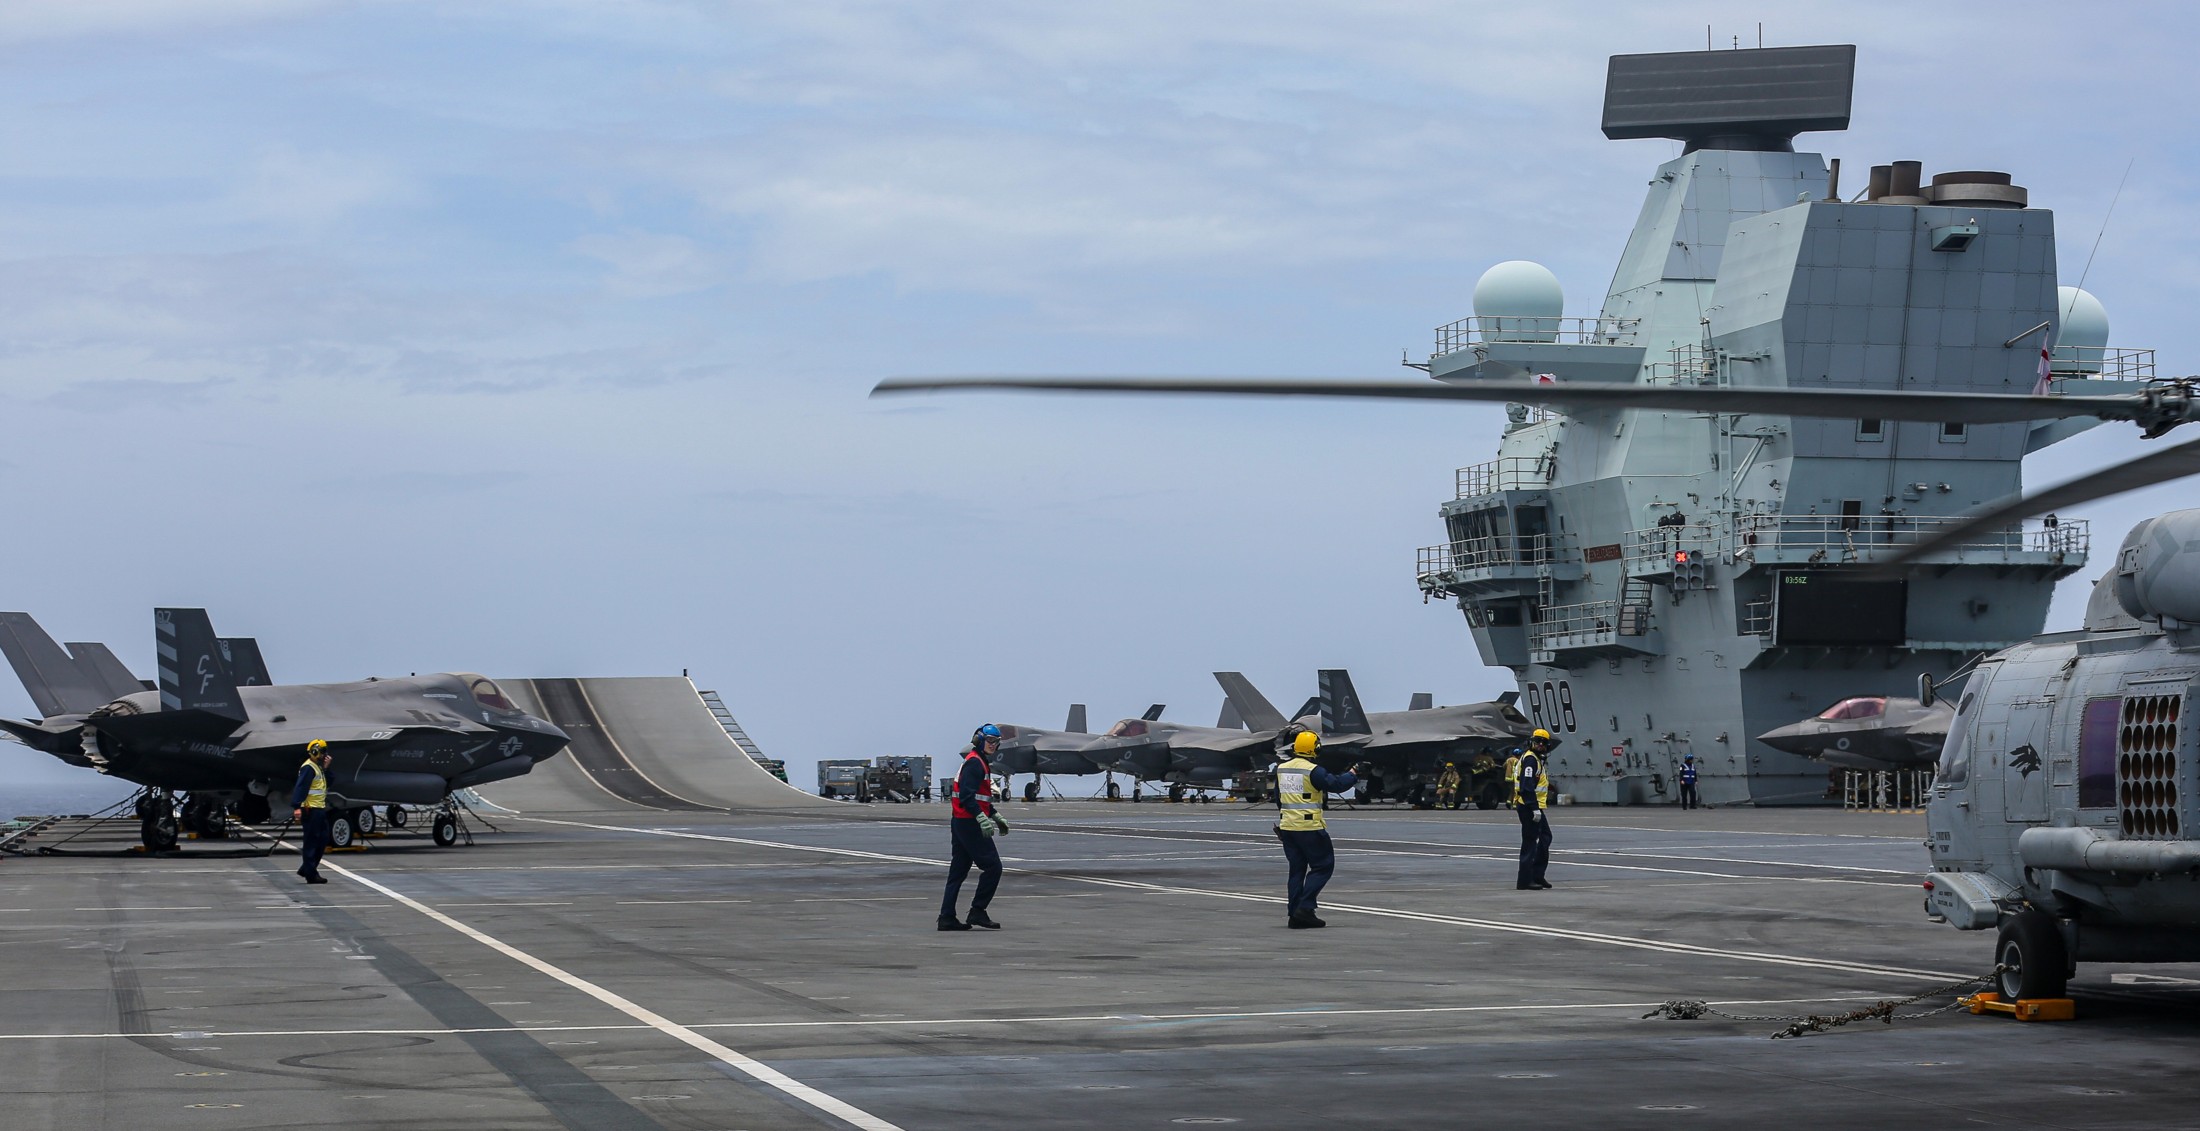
1287;909;1324;929
1533;880;1553;889
966;909;1001;930
937;916;972;932
305;875;327;885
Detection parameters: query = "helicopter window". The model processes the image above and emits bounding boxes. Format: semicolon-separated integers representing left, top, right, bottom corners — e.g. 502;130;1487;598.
2078;697;2120;807
1936;692;1978;786
1108;720;1148;739
1817;697;1887;721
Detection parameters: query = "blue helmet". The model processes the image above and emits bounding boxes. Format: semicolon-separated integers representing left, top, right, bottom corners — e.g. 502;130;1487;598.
975;723;1002;741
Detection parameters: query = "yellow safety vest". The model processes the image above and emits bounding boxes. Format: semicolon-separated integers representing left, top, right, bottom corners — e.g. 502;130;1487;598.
302;759;328;809
1275;756;1326;832
1510;751;1549;807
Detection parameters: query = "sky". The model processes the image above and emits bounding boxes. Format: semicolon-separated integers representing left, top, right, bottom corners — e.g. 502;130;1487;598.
1;0;2196;802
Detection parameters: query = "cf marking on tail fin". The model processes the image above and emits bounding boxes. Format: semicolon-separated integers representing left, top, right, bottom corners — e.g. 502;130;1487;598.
156;608;247;723
1212;672;1288;732
1318;669;1372;736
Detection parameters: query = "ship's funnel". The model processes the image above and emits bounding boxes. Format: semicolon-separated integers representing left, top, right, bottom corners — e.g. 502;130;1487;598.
1602;44;1855;153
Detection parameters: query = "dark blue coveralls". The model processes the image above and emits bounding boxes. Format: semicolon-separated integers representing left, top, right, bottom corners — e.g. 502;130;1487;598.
1514;750;1552;889
939;750;1002;923
1678;758;1700;810
289;761;331;883
1275;762;1357;918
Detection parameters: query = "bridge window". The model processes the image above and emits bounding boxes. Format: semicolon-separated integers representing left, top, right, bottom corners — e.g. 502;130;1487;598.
1939;421;1968;442
1856;419;1884;441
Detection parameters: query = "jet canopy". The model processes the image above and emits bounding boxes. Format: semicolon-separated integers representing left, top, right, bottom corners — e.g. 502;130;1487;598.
1816;697;1887;721
456;674;519;713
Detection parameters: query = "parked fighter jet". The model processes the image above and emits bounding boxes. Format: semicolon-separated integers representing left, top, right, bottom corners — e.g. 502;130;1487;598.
1220;669;1535;806
1085;701;1260;793
993;705;1108;778
0;609;568;851
1755;696;1954;771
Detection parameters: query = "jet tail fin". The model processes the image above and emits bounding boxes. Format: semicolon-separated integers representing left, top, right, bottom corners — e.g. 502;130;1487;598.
1408;692;1433;711
1292;696;1320;722
66;642;145;702
1212;672;1288;731
1318;669;1372;736
1141;703;1166;722
0;613;110;717
1217;698;1243;730
219;637;273;685
156;608;247;723
1066;704;1087;734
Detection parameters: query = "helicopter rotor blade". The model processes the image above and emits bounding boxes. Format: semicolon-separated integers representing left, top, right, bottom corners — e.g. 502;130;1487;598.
871;375;2156;427
1876;437;2200;569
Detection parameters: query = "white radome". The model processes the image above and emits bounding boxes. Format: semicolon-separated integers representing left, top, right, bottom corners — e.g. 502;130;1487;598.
1473;260;1564;342
2052;285;2110;374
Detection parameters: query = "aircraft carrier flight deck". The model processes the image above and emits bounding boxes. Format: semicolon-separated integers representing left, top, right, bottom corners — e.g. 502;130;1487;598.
6;690;2199;1131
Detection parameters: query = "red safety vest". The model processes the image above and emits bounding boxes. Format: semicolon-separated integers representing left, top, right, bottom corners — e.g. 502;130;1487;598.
950;750;993;818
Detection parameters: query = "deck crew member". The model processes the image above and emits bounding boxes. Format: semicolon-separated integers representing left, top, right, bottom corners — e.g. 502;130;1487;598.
289;739;335;884
1273;732;1364;928
1678;754;1700;810
1435;762;1462;810
1514;729;1554;890
940;724;1008;931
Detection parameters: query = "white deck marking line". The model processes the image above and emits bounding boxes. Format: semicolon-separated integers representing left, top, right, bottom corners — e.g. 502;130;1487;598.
961;825;1911;888
519;818;1963;982
1024;824;1920;876
0;993;1891;1042
319;860;905;1131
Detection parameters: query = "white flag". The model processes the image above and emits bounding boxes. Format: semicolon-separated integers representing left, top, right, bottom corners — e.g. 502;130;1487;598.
2034;342;2053;395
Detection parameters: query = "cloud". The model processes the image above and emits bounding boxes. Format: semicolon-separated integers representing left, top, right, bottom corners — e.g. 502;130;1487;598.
567;229;720;297
233;146;417;227
0;0;320;44
42;376;229;412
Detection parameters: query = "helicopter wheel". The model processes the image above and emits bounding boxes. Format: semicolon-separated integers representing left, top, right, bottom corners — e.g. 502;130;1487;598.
386;805;408;828
329;812;357;849
1995;910;2069;999
353;806;378;836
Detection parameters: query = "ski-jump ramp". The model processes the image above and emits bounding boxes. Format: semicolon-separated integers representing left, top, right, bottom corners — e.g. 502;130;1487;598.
479;676;832;813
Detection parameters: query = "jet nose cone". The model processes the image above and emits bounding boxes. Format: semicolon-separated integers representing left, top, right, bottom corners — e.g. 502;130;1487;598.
1755;722;1820;758
533;716;571;744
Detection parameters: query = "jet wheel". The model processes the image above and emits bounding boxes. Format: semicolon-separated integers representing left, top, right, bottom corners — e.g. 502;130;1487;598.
329;812;357;849
1106;781;1121;800
1995;910;2070;999
386;805;408;828
1168;783;1184;803
1023;782;1040;802
432;815;460;847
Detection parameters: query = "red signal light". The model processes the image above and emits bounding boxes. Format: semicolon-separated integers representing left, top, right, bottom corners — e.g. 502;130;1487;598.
1674;551;1690;563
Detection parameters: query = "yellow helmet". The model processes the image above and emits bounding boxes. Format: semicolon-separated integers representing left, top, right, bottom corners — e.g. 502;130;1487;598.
306;739;329;755
1292;731;1318;755
1531;729;1551;741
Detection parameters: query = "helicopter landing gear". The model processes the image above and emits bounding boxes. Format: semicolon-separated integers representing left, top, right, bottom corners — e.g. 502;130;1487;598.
1995;910;2070;999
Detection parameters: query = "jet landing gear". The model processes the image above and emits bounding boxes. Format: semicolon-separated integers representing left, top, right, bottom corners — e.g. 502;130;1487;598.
133;789;178;853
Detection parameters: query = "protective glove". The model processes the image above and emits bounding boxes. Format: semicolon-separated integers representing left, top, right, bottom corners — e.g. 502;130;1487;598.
1533;810;1546;823
992;815;1011;836
976;814;1001;837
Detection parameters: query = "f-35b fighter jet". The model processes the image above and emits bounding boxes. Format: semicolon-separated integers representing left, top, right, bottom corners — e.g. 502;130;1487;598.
0;608;568;851
1755;696;1953;771
1220;669;1536;807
